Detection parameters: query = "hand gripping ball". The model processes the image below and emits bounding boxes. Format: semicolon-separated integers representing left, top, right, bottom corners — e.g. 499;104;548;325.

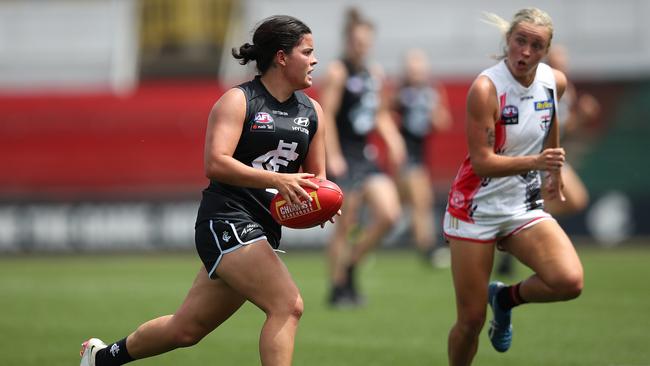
270;178;343;229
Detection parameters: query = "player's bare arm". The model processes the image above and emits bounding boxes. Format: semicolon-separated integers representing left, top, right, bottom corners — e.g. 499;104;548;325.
320;61;348;177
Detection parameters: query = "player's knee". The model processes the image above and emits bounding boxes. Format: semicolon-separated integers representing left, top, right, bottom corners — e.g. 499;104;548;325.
561;273;583;300
377;206;401;228
171;326;206;348
552;271;584;300
291;295;305;320
268;294;304;321
457;311;487;337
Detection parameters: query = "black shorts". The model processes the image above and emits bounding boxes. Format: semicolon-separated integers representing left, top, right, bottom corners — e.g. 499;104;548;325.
404;137;425;167
195;218;276;279
332;159;381;192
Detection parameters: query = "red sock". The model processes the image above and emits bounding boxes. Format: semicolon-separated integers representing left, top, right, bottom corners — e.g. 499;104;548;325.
497;282;527;310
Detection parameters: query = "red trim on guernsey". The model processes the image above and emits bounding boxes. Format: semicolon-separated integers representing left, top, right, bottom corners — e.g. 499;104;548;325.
494;93;507;153
446;93;508;223
443;232;496;244
446;157;482;222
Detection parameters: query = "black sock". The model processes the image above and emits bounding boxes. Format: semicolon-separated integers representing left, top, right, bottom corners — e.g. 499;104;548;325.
345;264;356;289
95;338;134;366
496;282;527;310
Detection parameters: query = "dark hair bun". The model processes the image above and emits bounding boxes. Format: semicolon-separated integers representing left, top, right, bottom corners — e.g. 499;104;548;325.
232;43;259;65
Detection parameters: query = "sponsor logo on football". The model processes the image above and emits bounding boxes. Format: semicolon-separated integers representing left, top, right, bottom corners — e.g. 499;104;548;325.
534;99;554;111
501;105;519;125
275;192;322;221
293;117;310;127
251;112;275;131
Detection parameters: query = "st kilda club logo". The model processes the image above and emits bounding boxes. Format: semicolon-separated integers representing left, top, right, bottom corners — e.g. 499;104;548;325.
251;112;275;132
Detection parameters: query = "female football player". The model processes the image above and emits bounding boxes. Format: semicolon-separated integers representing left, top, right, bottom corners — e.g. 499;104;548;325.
443;8;584;365
80;15;327;366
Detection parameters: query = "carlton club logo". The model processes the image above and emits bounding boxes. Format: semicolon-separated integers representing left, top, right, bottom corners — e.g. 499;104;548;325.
251;112;275;131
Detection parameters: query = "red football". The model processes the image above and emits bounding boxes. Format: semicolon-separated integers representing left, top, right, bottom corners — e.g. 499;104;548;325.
270;178;343;229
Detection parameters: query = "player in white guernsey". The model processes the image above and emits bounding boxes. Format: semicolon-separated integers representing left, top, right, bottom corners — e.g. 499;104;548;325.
443;9;584;366
495;44;601;276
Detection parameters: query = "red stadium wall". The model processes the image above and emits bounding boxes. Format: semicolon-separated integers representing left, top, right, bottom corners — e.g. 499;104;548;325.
0;80;470;200
0;81;225;199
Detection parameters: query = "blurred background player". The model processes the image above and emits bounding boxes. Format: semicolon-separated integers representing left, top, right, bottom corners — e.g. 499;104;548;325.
391;48;452;267
443;8;584;365
79;15;326;366
543;43;600;215
496;43;601;276
321;7;405;306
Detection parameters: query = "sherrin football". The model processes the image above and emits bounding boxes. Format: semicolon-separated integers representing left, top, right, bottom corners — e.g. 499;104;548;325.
270;178;343;229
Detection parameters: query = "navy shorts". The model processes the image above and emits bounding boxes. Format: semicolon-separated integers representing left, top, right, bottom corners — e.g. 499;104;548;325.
332;159;381;192
195;218;275;279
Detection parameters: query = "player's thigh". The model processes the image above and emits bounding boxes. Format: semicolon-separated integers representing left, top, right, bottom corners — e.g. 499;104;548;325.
503;220;583;285
363;174;401;221
216;241;301;314
171;267;247;335
339;188;363;228
449;238;495;316
405;166;432;210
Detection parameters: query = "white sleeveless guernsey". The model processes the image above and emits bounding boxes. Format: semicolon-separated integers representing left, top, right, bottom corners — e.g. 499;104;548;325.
447;60;558;224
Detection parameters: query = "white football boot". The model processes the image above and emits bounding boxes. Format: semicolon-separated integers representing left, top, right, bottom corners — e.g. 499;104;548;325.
79;338;107;366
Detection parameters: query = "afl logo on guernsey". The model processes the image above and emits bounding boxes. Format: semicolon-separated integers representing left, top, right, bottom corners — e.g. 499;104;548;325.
251;112;275;132
501;105;519;125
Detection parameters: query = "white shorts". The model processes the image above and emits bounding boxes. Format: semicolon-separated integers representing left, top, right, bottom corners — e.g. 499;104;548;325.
443;209;554;244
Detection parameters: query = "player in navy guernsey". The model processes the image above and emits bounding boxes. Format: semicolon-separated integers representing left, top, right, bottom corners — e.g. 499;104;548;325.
80;16;328;366
196;74;320;251
321;8;405;307
392;48;452;266
443;9;584;365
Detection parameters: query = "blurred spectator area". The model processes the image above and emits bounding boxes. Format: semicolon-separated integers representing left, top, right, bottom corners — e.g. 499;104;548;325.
139;0;237;78
0;0;649;249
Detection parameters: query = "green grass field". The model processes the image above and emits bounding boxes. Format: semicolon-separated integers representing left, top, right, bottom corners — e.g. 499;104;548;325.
1;245;649;366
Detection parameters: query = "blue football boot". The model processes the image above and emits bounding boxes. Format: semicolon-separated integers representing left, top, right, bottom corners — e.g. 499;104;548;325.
487;281;513;352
